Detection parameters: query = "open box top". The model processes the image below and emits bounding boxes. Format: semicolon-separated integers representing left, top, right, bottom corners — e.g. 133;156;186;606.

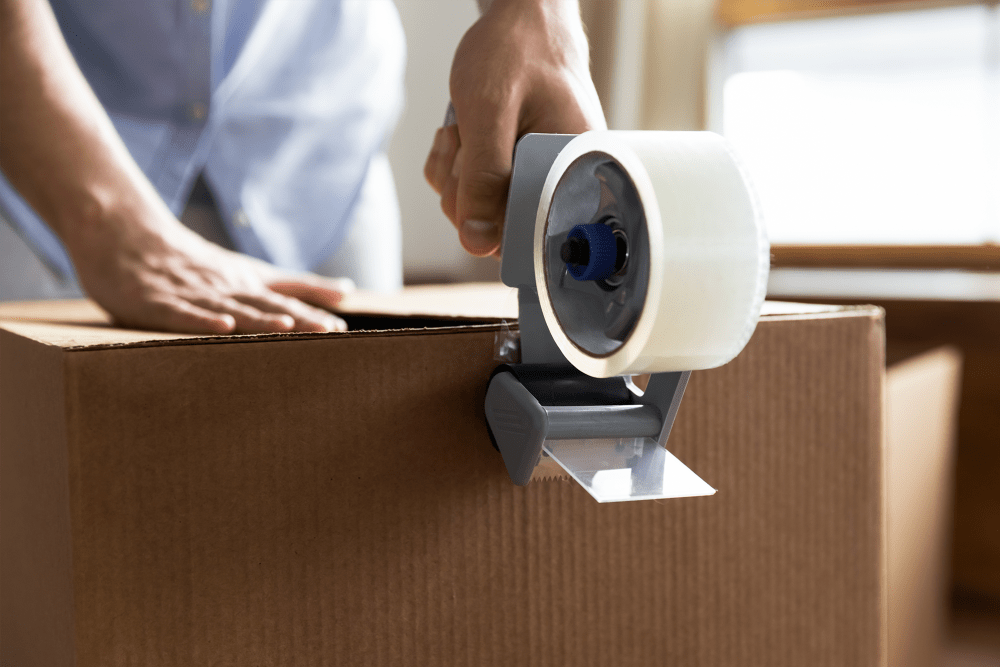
0;282;858;351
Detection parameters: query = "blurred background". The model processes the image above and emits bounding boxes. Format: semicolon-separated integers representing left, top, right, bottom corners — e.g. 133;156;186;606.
392;0;999;281
389;1;999;665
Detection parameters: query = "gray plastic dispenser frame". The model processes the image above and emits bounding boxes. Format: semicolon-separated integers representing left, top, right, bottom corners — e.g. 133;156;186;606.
484;134;704;500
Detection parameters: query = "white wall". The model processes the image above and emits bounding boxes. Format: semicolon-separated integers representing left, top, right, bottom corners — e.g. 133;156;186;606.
388;0;501;283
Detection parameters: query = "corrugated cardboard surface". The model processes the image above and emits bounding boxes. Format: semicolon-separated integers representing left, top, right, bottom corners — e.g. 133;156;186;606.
767;295;1000;602
0;331;76;667
885;347;962;667
1;289;885;666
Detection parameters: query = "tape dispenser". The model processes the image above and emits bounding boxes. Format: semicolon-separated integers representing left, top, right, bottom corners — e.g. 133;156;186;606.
485;131;769;502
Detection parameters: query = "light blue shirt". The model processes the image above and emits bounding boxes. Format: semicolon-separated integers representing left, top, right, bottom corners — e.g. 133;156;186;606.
0;0;406;278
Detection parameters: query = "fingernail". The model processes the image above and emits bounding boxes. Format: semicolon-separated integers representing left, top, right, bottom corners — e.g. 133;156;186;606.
218;314;237;332
461;219;499;254
325;316;347;332
277;314;295;329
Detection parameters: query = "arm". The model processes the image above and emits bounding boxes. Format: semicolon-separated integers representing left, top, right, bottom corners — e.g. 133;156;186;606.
423;0;606;256
0;0;351;333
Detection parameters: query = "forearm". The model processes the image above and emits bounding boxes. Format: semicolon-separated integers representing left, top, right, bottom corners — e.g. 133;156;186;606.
0;0;169;248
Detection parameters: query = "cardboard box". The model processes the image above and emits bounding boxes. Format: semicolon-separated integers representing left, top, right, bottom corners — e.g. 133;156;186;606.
766;277;1000;604
2;286;891;666
885;346;962;667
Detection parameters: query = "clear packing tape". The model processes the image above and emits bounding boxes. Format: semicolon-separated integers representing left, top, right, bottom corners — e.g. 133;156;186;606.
494;287;521;364
534;131;769;378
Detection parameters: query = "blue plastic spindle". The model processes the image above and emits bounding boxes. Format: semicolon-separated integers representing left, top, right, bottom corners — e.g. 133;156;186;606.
563;223;618;281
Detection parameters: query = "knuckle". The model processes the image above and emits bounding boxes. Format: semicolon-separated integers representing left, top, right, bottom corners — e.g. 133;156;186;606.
424;160;441;191
440;186;459;224
442;126;459;154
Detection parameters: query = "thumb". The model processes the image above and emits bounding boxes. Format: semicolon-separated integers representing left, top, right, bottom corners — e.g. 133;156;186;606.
455;104;518;257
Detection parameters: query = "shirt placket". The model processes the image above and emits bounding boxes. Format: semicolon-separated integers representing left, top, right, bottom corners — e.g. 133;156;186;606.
207;0;271;262
158;0;214;212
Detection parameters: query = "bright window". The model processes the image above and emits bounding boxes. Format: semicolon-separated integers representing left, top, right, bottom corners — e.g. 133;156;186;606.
721;5;1000;244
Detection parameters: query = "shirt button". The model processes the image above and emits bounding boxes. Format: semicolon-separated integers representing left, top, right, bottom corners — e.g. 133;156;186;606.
188;102;208;122
191;0;211;14
233;209;250;228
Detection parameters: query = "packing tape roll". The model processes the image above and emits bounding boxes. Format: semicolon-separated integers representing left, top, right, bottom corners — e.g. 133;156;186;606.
533;131;769;378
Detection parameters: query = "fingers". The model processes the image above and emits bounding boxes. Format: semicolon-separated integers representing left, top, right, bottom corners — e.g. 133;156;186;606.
424;125;460;197
267;276;354;311
453;102;518;257
132;297;238;335
184;264;352;333
423;128;445;193
189;296;296;334
133;289;345;336
440;145;461;225
238;291;347;333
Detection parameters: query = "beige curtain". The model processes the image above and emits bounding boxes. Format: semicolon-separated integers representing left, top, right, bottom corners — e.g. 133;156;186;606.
581;0;718;131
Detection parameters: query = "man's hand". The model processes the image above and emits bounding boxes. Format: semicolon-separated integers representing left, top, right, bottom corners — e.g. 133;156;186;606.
1;0;351;334
66;197;352;334
423;0;606;257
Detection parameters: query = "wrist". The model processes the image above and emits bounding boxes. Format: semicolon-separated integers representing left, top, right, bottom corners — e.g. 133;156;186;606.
484;0;589;68
55;171;178;267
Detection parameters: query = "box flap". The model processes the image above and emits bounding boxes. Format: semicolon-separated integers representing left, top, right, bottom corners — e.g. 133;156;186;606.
0;283;856;350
